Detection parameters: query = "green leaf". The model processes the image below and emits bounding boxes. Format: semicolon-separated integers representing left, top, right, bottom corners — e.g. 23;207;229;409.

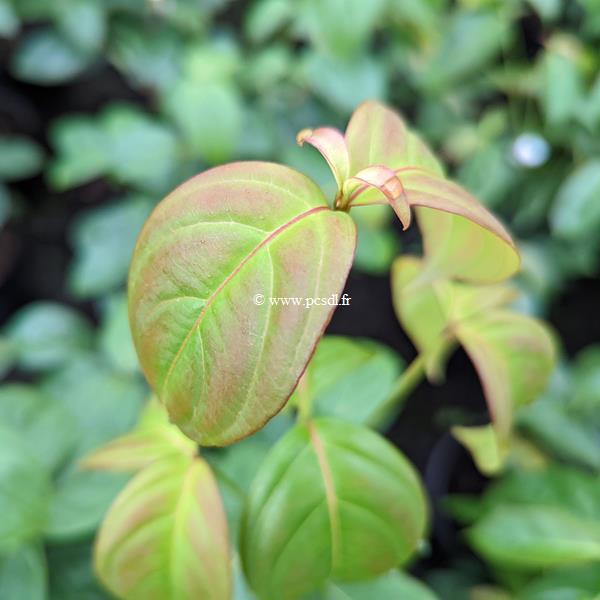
0;0;19;37
303;53;387;114
49;104;178;192
0;336;17;379
572;345;600;413
0;543;47;600
68;196;152;298
0;425;50;551
128;162;356;446
326;570;438;600
244;0;293;43
299;0;386;59
47;540;108;600
241;418;428;600
41;355;145;457
0;136;44;180
452;425;508;477
520;564;600;599
4;301;93;371
353;208;400;275
10;28;92;84
95;456;232;600
162;80;243;164
550;159;600;240
46;468;130;542
290;335;404;426
99;293;139;373
55;0;105;53
81;398;197;472
0;383;77;472
467;505;600;569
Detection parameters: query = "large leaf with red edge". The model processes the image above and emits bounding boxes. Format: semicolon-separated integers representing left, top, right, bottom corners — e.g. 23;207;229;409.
95;455;231;600
129;162;356;446
344;101;519;283
240;418;428;600
391;256;555;434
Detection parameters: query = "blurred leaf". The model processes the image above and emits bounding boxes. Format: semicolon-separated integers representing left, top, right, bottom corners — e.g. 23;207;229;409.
108;20;181;90
550;159;600;240
68;196;152;298
467;504;600;569
98;293;138;373
5;301;93;371
0;383;77;472
571;345;600;413
0;543;46;600
527;0;562;21
163;80;243;164
303;53;387;114
452;424;508;476
0;136;44;180
47;540;108;600
418;10;509;93
10;28;92;84
0;0;19;37
326;570;438;599
46;467;130;542
81;398;197;473
0;336;16;379
290;335;405;426
41;355;145;457
520;564;600;599
299;0;386;59
95;456;232;600
49;104;178;192
245;0;293;43
241;418;428;600
0;425;50;551
55;0;106;53
353;205;400;275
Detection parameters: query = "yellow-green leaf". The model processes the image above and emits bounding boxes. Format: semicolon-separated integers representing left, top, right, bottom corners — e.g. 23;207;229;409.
95;456;231;600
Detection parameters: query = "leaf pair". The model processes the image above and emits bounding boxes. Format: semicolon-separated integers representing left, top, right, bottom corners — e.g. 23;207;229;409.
391;256;556;444
84;402;231;600
128;100;521;446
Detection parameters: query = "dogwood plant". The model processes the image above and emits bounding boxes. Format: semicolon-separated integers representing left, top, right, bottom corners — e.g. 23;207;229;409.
85;101;554;600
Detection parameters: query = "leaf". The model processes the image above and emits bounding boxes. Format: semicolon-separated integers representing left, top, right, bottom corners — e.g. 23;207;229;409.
299;0;387;59
55;0;106;53
4;301;93;371
241;418;428;600
244;0;293;43
0;543;47;600
0;0;19;38
81;399;197;472
129;162;356;446
353;207;399;276
520;564;600;599
0;135;44;180
41;355;145;457
46;468;130;542
452;425;508;477
391;257;555;434
467;505;600;569
0;425;50;552
456;311;556;436
290;335;404;427
10;28;92;84
162;80;243;164
326;570;438;600
98;293;139;373
572;344;600;413
49;104;178;192
95;456;231;600
550;159;600;240
0;383;77;472
303;53;387;114
68;196;153;298
0;336;17;379
344;102;519;283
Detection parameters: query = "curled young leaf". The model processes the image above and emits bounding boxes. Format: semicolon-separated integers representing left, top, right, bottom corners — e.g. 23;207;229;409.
241;418;428;600
129;162;356;446
343;101;519;282
95;456;231;600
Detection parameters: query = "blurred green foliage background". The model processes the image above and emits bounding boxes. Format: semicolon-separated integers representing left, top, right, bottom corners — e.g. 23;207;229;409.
0;0;599;598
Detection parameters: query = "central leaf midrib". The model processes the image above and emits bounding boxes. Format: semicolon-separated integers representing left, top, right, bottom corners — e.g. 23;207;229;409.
160;205;330;399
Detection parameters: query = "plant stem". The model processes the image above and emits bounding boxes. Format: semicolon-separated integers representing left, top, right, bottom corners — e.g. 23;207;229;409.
367;354;426;428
